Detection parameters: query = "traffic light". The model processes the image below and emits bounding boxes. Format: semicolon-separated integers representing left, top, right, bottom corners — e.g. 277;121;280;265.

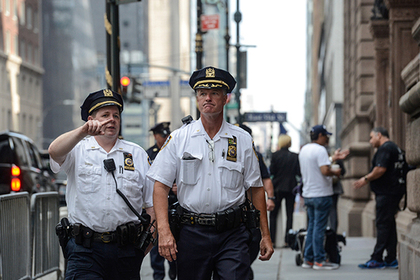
130;77;142;104
132;77;142;94
120;76;131;99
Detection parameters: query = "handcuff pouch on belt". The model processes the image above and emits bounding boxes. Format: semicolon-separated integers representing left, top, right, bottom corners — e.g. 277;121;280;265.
116;221;142;246
55;217;72;258
169;202;181;241
243;199;260;230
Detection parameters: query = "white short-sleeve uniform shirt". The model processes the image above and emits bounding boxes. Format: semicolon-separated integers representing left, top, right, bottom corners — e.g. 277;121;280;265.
299;142;333;198
147;119;263;214
50;136;153;232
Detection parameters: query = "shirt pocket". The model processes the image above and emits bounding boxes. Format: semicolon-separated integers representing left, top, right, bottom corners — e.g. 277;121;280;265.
180;153;202;186
121;171;142;198
219;161;243;189
77;165;102;193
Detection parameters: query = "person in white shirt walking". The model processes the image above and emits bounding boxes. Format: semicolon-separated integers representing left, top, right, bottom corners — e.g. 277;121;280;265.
299;125;349;270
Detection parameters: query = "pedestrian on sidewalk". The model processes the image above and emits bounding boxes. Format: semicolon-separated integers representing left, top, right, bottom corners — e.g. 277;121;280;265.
354;127;404;269
299;125;349;270
147;66;274;279
269;134;300;248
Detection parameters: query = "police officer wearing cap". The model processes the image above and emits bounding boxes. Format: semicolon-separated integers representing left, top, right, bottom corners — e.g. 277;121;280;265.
146;122;177;280
146;122;171;163
48;89;155;280
147;66;274;279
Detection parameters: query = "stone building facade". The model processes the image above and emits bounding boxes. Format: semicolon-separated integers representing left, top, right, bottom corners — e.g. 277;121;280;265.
308;0;420;277
340;0;419;278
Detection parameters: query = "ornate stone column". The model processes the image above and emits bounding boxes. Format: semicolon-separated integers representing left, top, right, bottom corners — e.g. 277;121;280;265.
399;17;420;280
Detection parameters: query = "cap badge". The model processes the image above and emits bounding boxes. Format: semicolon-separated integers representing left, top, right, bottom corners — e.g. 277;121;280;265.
206;68;215;78
103;89;113;97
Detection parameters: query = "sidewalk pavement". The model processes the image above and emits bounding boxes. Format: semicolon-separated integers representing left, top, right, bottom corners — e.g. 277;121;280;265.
140;237;399;280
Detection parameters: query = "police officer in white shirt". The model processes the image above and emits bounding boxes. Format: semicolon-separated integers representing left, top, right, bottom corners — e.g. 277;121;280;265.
49;89;155;280
147;66;274;279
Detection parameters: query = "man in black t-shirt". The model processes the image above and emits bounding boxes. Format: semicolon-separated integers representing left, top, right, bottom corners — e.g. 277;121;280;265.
354;127;402;269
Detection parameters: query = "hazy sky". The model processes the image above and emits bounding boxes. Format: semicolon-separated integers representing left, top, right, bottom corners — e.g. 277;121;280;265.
236;0;307;153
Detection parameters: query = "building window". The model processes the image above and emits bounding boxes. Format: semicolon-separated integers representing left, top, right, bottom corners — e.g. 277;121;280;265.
27;43;32;63
33;10;38;33
5;0;10;15
14;34;18;55
34;46;39;65
27;5;32;29
13;0;17;19
5;31;11;54
20;2;26;25
20;39;26;61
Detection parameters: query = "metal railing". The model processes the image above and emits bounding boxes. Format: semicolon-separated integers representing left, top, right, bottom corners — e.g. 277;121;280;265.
31;192;60;279
0;192;32;280
0;192;60;280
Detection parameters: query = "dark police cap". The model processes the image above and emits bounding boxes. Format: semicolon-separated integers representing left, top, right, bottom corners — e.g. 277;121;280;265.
80;89;123;121
189;66;236;93
150;122;171;136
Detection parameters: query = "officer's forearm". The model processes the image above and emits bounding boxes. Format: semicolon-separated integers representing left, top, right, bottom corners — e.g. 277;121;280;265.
153;181;171;233
249;187;271;239
48;126;86;164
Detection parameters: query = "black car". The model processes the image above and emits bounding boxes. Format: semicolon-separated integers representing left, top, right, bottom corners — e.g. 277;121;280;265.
0;131;56;195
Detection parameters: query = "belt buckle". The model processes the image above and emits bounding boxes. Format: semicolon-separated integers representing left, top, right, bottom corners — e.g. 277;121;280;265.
101;232;113;243
197;214;216;226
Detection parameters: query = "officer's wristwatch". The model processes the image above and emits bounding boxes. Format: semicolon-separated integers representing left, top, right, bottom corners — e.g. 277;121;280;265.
268;197;276;200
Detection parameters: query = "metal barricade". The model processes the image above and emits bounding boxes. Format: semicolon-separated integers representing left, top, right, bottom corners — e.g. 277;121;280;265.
31;192;60;279
0;192;32;280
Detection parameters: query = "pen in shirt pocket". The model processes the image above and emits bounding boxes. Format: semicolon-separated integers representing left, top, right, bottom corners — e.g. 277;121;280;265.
222;149;225;159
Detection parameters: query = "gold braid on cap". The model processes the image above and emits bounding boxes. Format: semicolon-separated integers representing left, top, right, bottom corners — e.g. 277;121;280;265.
193;80;229;90
88;101;122;114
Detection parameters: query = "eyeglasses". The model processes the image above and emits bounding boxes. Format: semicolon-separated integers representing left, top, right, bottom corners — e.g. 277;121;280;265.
206;139;215;162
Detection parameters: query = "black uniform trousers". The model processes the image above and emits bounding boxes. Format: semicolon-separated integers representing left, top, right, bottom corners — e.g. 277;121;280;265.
65;238;144;280
371;193;402;263
269;191;295;246
176;223;251;280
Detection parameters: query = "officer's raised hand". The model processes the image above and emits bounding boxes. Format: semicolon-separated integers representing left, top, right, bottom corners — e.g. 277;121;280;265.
82;118;114;136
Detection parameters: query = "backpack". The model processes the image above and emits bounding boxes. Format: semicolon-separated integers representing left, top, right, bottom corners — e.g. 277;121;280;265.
394;147;414;210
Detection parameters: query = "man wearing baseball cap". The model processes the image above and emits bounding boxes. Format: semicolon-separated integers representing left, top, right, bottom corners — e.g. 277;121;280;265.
298;125;349;270
48;89;155;280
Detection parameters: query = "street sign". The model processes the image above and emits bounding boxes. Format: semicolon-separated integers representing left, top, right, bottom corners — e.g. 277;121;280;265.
201;14;220;31
243;112;287;122
115;0;141;4
142;80;192;98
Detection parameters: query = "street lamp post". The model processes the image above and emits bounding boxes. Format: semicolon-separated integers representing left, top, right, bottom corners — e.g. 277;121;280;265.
234;0;242;124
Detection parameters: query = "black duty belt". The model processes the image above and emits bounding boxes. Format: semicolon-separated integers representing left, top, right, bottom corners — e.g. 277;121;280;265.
71;222;143;247
92;231;118;243
180;212;217;226
179;204;246;232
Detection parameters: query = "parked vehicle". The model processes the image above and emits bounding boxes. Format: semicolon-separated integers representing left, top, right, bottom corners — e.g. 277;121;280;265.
0;131;56;195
